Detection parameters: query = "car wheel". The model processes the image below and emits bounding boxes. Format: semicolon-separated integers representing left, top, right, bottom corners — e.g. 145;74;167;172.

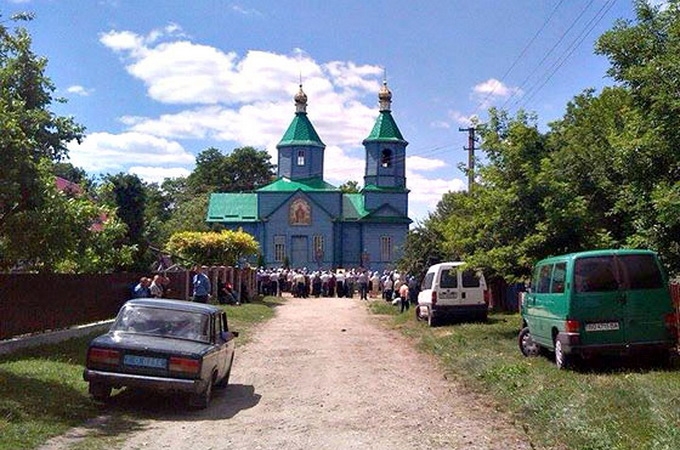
518;327;540;357
554;339;573;369
427;309;437;327
215;355;234;389
190;378;213;409
89;382;112;402
415;305;423;321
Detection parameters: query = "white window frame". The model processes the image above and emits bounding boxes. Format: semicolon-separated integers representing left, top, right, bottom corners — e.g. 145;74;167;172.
274;236;286;262
380;236;392;261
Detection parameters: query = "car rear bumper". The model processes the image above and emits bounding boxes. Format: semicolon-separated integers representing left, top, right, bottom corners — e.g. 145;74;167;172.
83;369;206;394
431;304;487;317
556;332;675;356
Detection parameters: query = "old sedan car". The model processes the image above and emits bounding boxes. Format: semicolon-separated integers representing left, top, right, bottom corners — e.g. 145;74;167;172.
83;298;238;409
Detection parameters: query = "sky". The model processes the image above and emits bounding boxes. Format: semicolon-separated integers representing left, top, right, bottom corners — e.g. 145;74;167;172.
2;0;647;222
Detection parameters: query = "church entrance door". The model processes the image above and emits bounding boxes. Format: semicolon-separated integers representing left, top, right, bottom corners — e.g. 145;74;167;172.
291;235;309;268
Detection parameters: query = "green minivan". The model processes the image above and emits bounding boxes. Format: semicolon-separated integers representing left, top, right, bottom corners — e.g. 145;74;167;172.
519;249;678;369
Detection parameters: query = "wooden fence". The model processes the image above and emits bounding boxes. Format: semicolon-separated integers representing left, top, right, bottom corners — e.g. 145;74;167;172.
0;267;256;340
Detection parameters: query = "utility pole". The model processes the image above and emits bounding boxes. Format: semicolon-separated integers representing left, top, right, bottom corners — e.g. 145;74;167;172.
459;127;476;192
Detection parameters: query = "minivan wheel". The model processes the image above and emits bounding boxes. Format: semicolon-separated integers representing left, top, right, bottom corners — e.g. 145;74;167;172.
518;327;540;357
427;310;437;327
554;339;572;369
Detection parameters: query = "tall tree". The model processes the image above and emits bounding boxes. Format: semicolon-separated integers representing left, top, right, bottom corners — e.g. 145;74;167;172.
338;180;360;193
99;173;149;270
187;146;275;194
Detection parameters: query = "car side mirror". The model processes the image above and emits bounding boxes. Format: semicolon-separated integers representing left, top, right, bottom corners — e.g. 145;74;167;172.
221;330;239;340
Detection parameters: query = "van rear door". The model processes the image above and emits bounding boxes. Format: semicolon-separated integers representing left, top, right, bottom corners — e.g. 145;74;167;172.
435;266;458;305
616;253;673;345
460;269;486;306
573;256;626;346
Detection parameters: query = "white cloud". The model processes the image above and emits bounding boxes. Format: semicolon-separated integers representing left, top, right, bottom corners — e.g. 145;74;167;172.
94;25;451;222
471;78;522;109
128;166;191;184
430;120;450;129
66;85;93;96
321;146;366;185
67;132;195;174
230;4;263;16
449;110;478;127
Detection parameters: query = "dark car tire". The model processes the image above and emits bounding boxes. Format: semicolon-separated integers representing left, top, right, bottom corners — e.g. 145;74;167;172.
554;339;575;370
427;309;437;327
190;378;213;409
215;354;234;389
89;382;112;402
518;327;541;357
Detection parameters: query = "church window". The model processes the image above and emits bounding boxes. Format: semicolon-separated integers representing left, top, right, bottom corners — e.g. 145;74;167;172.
381;149;392;168
380;236;392;261
297;150;305;166
313;235;324;253
274;236;286;262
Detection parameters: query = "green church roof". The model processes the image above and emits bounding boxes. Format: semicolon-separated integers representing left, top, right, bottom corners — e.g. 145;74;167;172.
342;193;369;220
363;110;407;143
257;177;338;192
278;112;325;148
206;193;258;222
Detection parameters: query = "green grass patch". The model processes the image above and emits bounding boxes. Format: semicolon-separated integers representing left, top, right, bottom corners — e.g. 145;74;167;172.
369;309;680;450
0;296;282;450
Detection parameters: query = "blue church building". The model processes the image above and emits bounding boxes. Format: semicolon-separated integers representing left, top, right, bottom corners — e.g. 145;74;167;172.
206;81;411;271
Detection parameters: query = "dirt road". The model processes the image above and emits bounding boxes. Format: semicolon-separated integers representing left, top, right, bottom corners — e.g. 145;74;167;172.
99;297;533;449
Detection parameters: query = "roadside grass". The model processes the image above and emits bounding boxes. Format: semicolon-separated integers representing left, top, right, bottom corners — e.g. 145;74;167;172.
372;308;680;450
0;296;282;450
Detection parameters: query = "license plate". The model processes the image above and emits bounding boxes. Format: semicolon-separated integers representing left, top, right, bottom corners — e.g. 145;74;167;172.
585;322;620;332
124;354;167;369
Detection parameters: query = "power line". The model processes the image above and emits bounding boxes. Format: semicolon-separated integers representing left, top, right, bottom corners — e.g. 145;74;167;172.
501;0;598;111
513;0;618;111
474;0;566;117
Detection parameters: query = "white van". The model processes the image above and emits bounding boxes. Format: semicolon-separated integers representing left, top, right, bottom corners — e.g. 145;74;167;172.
416;262;489;326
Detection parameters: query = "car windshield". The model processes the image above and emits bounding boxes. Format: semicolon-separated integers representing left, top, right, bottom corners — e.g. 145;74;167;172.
111;305;210;342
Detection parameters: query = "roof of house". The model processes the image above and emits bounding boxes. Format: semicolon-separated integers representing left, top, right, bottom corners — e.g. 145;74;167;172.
257;177;338;192
206;193;259;222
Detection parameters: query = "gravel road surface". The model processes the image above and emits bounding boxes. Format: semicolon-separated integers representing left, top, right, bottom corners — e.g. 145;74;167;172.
45;296;534;450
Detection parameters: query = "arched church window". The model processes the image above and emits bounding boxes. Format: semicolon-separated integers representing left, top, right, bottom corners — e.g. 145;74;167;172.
297;150;305;166
381;149;392;168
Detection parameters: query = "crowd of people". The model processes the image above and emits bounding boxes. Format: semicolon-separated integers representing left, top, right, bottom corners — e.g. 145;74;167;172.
256;267;421;308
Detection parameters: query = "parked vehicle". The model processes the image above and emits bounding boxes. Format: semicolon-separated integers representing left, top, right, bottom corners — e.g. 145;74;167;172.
416;262;489;326
83;298;238;409
519;249;677;369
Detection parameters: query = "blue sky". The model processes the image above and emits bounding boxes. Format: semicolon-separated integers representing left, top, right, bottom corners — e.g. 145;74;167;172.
4;0;644;222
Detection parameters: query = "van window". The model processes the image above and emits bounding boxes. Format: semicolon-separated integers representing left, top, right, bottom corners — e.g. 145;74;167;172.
574;256;618;293
551;262;566;293
421;272;434;290
439;269;458;288
462;270;480;288
536;264;552;293
618;254;664;289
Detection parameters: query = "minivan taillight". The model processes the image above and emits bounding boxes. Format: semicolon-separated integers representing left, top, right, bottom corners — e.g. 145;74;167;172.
431;291;437;306
483;290;490;305
565;320;580;333
664;312;678;338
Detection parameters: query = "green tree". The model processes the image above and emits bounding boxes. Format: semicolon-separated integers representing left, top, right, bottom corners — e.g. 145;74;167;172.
338;180;360;193
0;13;91;271
99;173;149;270
187;146;275;194
593;0;680;271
